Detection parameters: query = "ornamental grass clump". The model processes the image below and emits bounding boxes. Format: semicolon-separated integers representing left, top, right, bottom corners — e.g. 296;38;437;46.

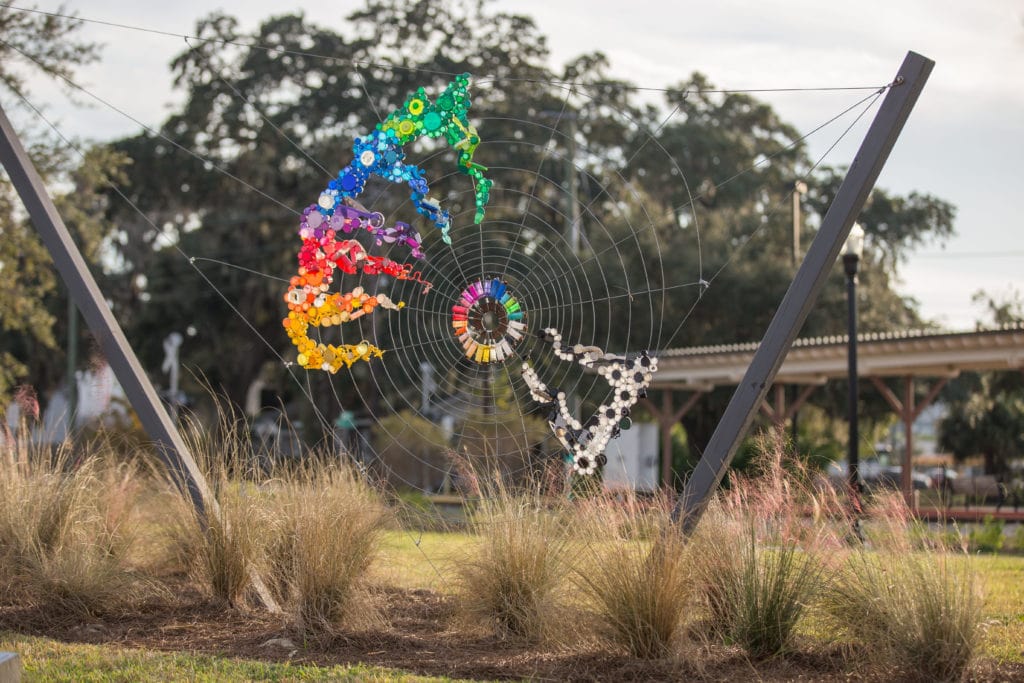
168;408;268;607
824;495;983;682
573;491;695;659
0;422;141;617
454;466;570;641
692;436;840;658
264;459;389;640
694;514;823;658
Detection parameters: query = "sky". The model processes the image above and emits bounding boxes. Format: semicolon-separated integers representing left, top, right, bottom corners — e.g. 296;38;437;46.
14;0;1024;332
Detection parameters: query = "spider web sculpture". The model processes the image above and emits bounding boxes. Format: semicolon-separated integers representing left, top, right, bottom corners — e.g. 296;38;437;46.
280;73;688;486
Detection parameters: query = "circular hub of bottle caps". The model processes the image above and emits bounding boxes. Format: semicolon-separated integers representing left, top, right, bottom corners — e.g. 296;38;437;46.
452;278;526;364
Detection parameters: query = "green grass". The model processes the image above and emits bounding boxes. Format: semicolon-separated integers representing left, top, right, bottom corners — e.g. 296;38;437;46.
972;554;1024;663
0;632;473;682
373;530;475;592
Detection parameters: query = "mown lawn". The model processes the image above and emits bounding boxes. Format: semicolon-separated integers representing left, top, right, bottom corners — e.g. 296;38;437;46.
974;554;1024;663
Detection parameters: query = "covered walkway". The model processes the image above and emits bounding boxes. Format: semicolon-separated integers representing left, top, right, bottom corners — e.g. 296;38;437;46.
645;323;1024;502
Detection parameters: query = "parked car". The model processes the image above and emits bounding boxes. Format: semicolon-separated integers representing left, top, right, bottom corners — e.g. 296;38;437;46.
864;466;932;491
826;461;932;490
926;466;958;490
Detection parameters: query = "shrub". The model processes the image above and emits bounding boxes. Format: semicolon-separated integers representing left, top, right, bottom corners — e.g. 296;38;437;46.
1012;524;1024;552
969;515;1004;553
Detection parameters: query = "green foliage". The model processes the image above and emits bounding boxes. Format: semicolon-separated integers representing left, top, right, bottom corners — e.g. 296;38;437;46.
372;409;453;492
0;5;100;98
939;373;1024;475
0;8;131;405
972;287;1024;327
77;1;959;454
939;291;1024;476
969;515;1005;553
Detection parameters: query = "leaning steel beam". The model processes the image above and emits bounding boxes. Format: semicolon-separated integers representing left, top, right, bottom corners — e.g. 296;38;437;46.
0;104;214;516
0;103;283;611
674;51;934;531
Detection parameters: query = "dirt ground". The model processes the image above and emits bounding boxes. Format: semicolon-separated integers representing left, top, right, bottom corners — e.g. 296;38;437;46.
2;580;1022;682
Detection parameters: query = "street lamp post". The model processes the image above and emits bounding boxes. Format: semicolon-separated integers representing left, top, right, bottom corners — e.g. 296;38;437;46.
842;223;865;496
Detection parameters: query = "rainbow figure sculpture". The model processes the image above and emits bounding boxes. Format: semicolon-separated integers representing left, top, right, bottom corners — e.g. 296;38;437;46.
284;74;490;372
314;73;492;245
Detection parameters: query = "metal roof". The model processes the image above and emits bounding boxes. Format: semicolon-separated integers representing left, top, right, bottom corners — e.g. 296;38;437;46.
652;323;1024;389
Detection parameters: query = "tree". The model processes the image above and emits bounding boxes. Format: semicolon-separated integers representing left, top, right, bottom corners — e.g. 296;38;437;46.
98;2;958;465
596;75;957;469
0;4;128;406
938;290;1024;475
103;2;594;415
939;378;1024;476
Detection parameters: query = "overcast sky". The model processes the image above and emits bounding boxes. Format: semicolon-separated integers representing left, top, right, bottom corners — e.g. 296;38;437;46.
17;0;1024;331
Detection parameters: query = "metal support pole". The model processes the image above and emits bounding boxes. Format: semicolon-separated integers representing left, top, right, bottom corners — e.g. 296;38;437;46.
66;289;78;436
0;103;281;612
674;51;934;531
0;103;213;519
902;375;915;506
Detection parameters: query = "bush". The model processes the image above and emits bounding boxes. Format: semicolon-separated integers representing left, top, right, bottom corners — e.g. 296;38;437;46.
969;515;1005;553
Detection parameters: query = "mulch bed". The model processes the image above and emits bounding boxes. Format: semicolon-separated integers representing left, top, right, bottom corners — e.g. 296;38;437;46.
2;580;1022;682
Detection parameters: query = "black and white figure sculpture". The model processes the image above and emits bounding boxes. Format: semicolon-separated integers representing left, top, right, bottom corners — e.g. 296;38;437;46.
522;327;658;475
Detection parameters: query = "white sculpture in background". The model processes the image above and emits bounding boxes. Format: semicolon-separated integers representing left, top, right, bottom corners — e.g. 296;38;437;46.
162;331;183;419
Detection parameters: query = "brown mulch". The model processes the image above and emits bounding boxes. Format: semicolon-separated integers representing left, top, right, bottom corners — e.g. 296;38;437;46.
2;580;1022;682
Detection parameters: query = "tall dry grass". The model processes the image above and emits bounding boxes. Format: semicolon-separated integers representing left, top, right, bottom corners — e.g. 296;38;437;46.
168;409;268;607
573;491;695;659
453;464;571;641
0;422;141;617
823;493;983;682
691;436;841;658
167;404;388;637
693;512;823;658
264;459;389;640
